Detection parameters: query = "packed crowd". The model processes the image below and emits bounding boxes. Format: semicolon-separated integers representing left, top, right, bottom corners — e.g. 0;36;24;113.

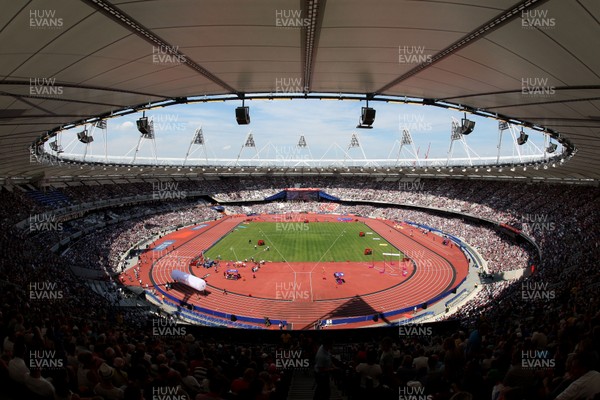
0;177;598;400
0;187;44;226
24;177;593;262
447;279;517;321
0;189;294;400
64;204;220;274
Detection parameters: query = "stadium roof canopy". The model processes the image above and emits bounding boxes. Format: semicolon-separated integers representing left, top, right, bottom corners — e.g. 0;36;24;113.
1;0;599;184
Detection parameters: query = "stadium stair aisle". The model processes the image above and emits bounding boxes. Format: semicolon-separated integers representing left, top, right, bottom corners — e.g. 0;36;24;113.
287;370;346;400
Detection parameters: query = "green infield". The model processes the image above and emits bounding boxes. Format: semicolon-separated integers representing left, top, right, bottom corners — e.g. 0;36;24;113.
203;221;401;262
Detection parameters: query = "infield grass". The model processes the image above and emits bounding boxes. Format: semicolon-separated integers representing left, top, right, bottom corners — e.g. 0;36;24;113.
203;221;401;262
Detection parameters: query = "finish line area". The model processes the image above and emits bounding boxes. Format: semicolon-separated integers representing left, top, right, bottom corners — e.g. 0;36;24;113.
119;213;469;329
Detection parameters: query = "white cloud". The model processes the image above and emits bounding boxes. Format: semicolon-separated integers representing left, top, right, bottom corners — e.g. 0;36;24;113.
116;121;134;131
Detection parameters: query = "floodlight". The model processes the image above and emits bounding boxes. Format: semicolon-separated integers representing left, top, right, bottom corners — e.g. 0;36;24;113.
235;106;250;125
517;129;529;145
136;112;154;138
77;129;93;144
357;106;376;128
136;116;150;134
49;141;63;153
460;113;475;135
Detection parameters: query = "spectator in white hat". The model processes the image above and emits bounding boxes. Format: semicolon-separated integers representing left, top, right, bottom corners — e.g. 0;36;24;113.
94;363;124;400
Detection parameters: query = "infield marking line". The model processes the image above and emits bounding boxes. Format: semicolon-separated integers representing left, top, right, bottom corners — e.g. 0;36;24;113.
310;228;348;272
256;227;296;273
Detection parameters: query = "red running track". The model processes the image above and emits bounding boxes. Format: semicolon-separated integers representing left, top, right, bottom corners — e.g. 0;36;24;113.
120;214;469;330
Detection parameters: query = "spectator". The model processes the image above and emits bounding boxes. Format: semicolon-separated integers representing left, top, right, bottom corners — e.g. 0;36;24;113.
94;363;124;400
24;368;55;399
355;349;382;396
554;352;600;400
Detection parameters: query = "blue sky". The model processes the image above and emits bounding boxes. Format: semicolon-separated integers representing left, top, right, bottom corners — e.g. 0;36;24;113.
55;99;557;165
